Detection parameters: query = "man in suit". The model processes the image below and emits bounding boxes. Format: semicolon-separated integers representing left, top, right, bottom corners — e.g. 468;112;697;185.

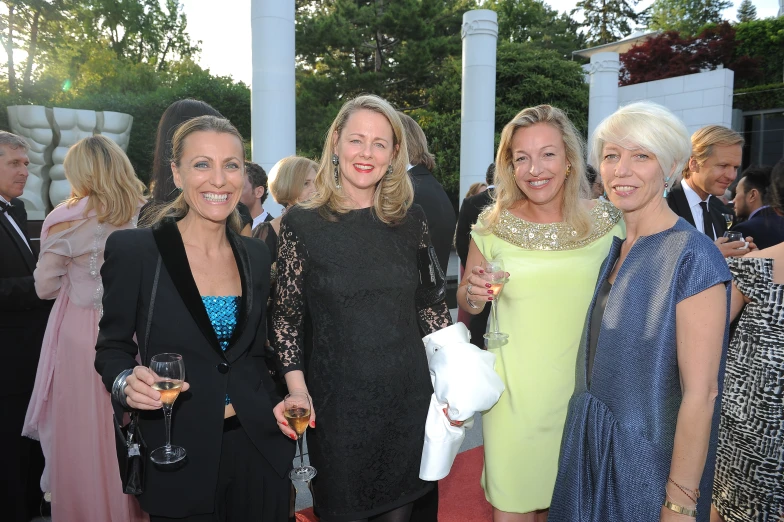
0;131;52;521
240;161;274;232
733;163;784;250
667;125;753;258
455;163;495;348
399;113;456;274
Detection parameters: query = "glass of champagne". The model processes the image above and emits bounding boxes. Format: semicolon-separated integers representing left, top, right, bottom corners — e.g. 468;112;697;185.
722;213;734;230
149;353;187;465
285;392;317;481
482;257;509;346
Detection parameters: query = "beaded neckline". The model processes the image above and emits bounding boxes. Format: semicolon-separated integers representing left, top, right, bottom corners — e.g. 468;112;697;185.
478;200;622;251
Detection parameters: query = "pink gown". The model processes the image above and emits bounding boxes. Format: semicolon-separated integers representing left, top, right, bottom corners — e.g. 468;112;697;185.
22;197;147;522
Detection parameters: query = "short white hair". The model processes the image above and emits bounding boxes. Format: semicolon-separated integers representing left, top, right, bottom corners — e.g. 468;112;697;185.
590;102;691;181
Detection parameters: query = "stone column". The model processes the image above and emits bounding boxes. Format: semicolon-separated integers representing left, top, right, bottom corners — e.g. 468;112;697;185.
251;0;295;217
587;52;620;151
459;10;498;203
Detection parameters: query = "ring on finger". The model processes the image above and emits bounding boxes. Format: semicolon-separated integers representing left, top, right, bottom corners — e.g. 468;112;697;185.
467;283;473;295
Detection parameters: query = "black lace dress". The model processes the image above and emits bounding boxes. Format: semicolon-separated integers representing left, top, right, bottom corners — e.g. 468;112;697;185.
274;204;451;522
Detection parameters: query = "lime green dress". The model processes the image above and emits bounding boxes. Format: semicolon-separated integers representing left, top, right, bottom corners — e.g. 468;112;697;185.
471;200;624;513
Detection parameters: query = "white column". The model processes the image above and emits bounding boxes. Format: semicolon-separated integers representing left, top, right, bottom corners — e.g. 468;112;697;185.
459;9;498;203
251;0;295;216
587;52;620;151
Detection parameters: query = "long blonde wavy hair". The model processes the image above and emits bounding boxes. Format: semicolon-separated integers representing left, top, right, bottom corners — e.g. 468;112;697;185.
63;135;146;226
474;105;591;239
302;94;413;226
143;115;244;232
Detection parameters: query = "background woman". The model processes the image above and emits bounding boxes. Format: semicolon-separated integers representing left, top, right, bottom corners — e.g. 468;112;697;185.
457;105;623;522
142;98;253;235
713;159;784;521
273;94;451;522
465;182;488;198
95;116;294;521
550;102;731;522
22;136;147;521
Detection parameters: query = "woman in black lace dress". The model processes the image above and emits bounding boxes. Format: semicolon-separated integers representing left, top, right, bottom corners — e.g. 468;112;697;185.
272;95;451;522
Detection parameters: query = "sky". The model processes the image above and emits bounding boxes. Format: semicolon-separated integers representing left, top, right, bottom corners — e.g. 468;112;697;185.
183;0;782;86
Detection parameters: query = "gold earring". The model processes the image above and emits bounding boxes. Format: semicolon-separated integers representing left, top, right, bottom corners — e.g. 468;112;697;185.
566;165;571;178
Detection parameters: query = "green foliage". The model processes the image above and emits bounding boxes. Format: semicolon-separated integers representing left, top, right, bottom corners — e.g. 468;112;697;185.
736;0;757;23
571;0;642;45
648;0;732;36
734;17;784;86
732;83;784;112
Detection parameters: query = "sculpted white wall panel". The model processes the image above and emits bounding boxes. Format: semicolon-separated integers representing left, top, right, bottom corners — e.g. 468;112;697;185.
49;108;97;207
97;111;133;152
6;105;55;220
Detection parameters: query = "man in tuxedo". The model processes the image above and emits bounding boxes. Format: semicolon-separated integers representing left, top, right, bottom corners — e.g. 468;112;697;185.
240;161;274;232
733;163;784;250
399;113;456;274
667;125;754;258
0;131;52;521
455;163;495;348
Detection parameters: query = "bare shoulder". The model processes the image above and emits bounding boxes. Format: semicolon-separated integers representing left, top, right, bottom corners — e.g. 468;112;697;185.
746;242;784;260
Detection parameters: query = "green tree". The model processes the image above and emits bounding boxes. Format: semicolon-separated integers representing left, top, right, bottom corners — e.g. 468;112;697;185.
649;0;732;36
571;0;642;45
483;0;586;57
736;0;757;23
734;17;784;85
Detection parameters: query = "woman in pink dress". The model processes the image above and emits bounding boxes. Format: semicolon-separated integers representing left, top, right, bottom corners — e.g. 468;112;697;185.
23;135;148;521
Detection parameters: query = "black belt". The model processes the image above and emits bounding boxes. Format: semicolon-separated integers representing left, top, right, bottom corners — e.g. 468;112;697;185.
223;415;241;432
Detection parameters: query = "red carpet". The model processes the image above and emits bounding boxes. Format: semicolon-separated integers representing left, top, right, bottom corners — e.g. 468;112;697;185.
296;446;492;521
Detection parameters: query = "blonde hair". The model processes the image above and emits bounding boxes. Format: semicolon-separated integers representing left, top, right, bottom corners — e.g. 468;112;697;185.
465;182;487;198
302;95;413;226
476;105;591;239
269;156;318;207
398;112;435;171
591;101;691;183
62;135;146;226
143;115;244;232
684;125;744;179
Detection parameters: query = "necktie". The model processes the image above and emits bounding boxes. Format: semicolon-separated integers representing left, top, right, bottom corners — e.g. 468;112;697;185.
699;201;714;240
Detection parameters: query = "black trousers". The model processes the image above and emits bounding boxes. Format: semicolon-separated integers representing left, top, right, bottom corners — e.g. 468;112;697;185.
150;418;291;522
0;392;45;522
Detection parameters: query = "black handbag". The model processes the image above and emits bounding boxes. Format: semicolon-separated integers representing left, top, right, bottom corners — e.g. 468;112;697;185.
415;240;446;310
112;255;161;495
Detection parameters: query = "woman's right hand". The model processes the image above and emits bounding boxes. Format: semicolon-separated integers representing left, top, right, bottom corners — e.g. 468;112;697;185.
124;366;190;410
464;265;507;305
273;395;316;440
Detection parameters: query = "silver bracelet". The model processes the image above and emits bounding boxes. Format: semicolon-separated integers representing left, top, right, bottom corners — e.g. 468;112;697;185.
112;369;134;409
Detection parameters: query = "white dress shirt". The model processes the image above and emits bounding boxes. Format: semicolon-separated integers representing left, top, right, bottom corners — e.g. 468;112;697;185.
0;195;32;253
251;210;269;231
681;179;715;239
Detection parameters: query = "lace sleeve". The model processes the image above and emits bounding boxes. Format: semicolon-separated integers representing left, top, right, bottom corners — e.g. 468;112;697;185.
416;211;452;335
273;216;306;374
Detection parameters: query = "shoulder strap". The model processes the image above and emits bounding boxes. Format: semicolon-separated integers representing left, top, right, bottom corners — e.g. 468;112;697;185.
141;255;162;367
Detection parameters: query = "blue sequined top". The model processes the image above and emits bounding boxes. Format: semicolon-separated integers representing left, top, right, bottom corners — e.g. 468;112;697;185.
202;296;240;405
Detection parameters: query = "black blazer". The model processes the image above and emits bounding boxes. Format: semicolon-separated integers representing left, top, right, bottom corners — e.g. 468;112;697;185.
455;189;494;268
410;164;456;273
0;198;52;397
95;219;294;517
732;207;784;250
667;179;731;238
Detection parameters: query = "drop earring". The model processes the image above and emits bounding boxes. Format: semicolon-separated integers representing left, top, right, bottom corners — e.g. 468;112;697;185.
566;165;571;178
663;176;671;198
387;165;393;176
332;154;341;189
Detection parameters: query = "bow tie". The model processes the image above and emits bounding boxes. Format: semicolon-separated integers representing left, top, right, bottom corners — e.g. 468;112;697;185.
0;199;23;221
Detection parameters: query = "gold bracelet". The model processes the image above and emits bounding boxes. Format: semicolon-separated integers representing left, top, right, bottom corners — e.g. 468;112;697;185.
663;499;697;518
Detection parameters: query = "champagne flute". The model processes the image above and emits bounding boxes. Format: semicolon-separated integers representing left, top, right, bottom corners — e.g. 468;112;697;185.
285;392;317;481
149;353;187;465
482;258;509;345
722;213;734;230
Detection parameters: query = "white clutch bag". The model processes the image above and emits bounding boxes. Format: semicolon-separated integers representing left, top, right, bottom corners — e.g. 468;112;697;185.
419;323;505;481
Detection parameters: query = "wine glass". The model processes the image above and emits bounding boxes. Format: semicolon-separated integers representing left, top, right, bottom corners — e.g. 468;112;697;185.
723;231;748;249
482;258;509;346
285;392;317;481
149;353;187;465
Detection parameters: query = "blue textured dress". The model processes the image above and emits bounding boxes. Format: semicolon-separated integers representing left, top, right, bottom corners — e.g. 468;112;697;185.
202;296;240;405
549;219;731;522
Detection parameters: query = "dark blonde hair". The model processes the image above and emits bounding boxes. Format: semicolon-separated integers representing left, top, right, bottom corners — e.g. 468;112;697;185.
63;135;146;226
398;112;435;171
303;94;413;226
684;125;744;179
476;105;591;239
269;156;318;207
144;115;245;232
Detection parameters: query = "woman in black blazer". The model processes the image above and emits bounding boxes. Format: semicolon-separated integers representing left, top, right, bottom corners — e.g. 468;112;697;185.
95;115;294;521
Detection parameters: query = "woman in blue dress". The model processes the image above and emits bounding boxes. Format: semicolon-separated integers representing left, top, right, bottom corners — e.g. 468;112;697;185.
549;102;731;522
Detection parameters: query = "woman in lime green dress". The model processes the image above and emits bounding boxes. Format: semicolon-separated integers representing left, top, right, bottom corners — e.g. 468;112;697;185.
457;105;624;522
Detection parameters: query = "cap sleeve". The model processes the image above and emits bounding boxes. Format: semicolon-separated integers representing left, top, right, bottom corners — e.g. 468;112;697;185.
676;240;732;304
